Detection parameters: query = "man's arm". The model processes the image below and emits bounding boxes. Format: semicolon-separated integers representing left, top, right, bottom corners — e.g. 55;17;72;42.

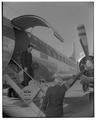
63;78;75;90
80;75;94;86
63;72;83;90
41;88;49;112
21;52;27;70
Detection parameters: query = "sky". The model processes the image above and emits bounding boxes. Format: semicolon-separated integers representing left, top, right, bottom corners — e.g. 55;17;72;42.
3;2;94;60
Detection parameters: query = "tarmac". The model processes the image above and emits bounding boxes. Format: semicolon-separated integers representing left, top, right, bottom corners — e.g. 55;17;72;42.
3;80;94;117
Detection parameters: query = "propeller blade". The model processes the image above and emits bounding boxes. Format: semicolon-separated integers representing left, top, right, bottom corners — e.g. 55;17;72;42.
80;38;89;59
77;25;89;59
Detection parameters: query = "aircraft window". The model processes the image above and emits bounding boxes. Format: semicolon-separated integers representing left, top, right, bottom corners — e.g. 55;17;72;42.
57;55;60;61
55;51;61;61
43;44;49;55
65;58;72;66
52;50;58;59
30;37;39;49
65;58;69;64
49;47;53;57
64;57;69;65
53;49;58;59
60;55;63;61
39;41;48;55
63;57;65;62
50;47;56;58
62;55;66;62
39;40;42;45
33;35;39;42
47;47;55;58
35;40;44;52
58;55;61;61
60;56;63;62
62;55;71;66
46;46;52;56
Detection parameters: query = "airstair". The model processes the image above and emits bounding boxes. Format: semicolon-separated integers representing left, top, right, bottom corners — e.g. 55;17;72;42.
3;59;45;117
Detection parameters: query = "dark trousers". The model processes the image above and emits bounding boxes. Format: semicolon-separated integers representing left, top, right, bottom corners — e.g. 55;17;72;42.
8;88;19;98
21;67;34;87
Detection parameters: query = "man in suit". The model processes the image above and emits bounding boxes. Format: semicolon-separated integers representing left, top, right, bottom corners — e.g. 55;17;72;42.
80;75;94;114
20;43;34;87
41;75;75;117
7;43;36;97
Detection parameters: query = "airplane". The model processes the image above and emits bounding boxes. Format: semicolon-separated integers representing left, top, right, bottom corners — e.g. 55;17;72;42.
3;15;78;82
2;15;78;117
2;10;94;118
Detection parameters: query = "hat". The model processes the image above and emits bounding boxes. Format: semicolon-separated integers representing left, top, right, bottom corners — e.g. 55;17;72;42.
28;43;36;48
53;74;63;83
52;72;60;78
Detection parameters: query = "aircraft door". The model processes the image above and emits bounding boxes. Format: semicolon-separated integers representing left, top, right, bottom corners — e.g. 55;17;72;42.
3;17;15;72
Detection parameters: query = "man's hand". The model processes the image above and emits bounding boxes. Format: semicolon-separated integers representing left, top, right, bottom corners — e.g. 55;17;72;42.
80;75;94;92
80;75;93;84
64;78;74;90
80;75;94;91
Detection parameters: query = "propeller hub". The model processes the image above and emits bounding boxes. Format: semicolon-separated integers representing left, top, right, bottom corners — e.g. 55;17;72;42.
79;56;94;77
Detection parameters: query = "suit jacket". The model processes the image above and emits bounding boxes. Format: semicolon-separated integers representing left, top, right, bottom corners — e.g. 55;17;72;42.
41;84;67;117
21;50;33;69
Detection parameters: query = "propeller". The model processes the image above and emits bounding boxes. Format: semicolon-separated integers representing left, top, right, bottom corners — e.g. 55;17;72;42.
68;24;94;90
77;24;94;77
